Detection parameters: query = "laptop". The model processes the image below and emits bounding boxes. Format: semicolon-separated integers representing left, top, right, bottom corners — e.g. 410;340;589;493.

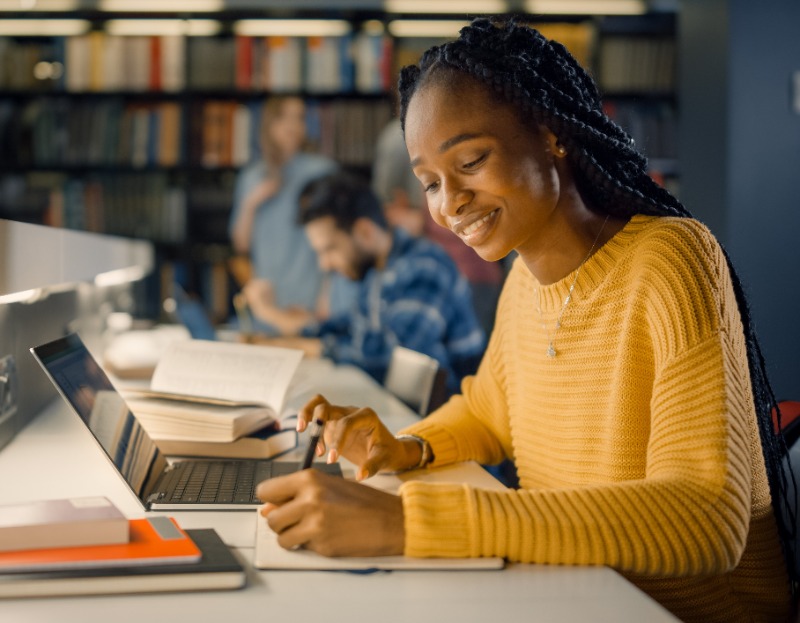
30;333;341;511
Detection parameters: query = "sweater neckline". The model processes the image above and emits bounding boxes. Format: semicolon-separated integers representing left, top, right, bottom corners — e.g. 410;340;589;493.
532;214;655;313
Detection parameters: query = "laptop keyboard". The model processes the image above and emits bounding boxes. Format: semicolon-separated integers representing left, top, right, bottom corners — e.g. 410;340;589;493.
152;460;342;505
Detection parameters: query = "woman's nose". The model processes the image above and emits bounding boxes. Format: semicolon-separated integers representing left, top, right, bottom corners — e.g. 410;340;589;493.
440;182;473;217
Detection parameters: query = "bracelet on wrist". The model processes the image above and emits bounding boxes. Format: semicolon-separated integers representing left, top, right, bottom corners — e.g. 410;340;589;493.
395;434;432;470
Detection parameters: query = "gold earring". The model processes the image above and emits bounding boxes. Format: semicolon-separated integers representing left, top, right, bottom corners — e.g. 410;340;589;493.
555;144;567;157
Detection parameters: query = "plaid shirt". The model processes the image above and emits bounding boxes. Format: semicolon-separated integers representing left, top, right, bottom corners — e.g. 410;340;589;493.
309;229;486;394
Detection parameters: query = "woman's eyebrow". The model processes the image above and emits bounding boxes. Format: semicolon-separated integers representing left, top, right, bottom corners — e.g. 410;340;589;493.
410;132;485;168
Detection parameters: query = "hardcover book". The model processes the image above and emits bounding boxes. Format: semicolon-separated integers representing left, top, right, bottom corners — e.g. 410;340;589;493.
0;528;245;598
121;340;303;443
154;422;297;459
0;496;128;553
0;516;200;573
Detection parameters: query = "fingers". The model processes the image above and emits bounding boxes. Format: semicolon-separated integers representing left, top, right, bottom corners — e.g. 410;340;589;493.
255;470;329;552
256;470;307;506
324;406;380;459
257;473;406;557
296;394;328;432
296;394;357;432
296;398;399;476
358;452;387;482
259;502;276;517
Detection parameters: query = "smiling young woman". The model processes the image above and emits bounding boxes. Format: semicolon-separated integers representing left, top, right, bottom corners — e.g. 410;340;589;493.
255;18;797;623
404;71;625;285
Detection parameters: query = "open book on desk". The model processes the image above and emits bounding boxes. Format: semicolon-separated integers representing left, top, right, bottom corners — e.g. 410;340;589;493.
120;340;303;443
254;462;507;571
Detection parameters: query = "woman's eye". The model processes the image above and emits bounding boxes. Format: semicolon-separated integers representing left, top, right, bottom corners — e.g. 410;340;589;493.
424;181;440;193
464;153;488;169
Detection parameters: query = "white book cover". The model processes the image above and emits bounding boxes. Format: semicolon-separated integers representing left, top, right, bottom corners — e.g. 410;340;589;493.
267;37;302;92
0;497;128;553
64;35;90;92
161;35;186;92
101;35;125;92
305;36;342;93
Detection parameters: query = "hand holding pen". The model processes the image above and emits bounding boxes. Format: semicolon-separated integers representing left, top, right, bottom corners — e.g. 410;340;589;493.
299;418;325;470
295;394;424;480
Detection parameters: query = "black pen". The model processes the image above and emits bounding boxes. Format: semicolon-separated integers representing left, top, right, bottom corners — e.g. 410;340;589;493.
299;418;324;470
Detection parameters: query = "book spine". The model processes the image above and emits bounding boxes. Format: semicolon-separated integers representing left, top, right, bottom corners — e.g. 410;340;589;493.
235;35;253;90
149;36;162;92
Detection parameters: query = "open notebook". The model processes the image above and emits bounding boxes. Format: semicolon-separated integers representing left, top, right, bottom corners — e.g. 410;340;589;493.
254;462;507;571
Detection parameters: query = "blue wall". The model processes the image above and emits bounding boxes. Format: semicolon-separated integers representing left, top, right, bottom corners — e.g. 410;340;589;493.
680;0;800;400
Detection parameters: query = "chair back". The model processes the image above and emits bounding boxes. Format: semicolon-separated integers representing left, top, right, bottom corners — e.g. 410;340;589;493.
775;400;800;607
384;346;448;417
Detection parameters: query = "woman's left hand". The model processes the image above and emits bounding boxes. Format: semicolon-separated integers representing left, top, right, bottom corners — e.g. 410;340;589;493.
256;469;404;557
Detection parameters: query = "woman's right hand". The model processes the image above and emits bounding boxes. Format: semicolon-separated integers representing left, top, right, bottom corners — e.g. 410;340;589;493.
297;394;422;480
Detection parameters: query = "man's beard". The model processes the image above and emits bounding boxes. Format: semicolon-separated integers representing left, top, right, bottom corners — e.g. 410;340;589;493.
350;249;376;281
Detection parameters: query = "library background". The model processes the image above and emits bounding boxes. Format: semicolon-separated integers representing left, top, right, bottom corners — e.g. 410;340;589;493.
0;0;798;400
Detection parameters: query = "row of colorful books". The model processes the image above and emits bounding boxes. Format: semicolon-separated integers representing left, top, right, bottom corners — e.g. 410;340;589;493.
1;97;393;170
0;496;246;598
0;32;393;94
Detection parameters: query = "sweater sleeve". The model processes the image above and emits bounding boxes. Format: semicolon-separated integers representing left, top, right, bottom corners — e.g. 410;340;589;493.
401;330;753;576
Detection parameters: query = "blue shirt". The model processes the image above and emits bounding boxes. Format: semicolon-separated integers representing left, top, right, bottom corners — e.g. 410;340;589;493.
308;229;486;394
229;153;357;332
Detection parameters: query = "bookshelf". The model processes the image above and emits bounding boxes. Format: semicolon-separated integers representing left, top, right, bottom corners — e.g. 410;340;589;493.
0;8;678;320
593;14;678;195
0;29;394;236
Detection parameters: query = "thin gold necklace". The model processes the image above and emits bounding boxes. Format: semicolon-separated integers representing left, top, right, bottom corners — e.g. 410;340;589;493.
535;215;610;358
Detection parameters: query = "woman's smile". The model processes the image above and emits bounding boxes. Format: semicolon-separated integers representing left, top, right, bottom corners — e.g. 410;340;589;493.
453;208;500;245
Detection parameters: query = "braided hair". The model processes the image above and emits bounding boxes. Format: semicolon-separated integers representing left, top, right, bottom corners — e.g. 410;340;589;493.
399;16;798;585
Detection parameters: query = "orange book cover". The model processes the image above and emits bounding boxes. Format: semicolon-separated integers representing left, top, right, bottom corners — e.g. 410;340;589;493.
0;517;200;573
235;35;253;90
149;36;162;91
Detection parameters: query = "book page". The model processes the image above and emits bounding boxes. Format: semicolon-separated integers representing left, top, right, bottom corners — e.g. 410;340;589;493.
149;341;303;410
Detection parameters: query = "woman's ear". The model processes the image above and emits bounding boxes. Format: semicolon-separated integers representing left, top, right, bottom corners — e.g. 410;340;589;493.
545;131;567;158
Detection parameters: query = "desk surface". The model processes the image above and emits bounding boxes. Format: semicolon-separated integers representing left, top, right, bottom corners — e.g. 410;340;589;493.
0;360;679;622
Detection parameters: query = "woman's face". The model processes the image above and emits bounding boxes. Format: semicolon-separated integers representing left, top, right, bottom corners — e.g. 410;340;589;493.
405;76;563;263
268;97;307;159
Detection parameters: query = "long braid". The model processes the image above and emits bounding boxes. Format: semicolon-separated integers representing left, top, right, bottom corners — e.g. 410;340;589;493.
399;16;798;585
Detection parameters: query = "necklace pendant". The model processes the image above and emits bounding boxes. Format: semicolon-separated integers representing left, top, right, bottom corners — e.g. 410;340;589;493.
546;344;557;358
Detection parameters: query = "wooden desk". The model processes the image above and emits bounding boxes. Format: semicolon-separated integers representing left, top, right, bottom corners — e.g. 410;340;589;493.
0;361;679;622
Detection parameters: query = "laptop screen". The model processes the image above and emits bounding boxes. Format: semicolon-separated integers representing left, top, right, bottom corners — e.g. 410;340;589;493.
30;334;167;505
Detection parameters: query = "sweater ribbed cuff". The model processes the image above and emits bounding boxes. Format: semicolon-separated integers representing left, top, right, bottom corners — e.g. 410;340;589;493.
400;481;476;558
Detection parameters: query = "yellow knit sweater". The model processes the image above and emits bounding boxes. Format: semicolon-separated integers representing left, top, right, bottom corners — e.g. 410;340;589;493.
399;215;791;623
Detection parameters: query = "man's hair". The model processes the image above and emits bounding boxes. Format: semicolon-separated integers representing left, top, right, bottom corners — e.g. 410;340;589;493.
298;171;388;232
398;16;798;582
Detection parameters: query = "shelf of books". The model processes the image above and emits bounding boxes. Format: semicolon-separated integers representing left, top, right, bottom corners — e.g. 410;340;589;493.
0;30;393;241
593;14;679;196
0;12;678;321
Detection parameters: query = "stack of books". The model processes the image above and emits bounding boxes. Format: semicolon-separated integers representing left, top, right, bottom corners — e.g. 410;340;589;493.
117;340;303;460
0;496;246;598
